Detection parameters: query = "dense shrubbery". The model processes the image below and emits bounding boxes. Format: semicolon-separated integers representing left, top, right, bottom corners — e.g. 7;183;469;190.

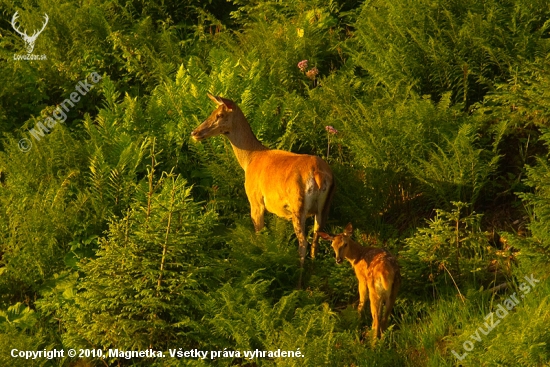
1;0;549;365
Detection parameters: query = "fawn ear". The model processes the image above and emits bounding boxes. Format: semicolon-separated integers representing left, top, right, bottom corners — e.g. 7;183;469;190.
318;232;333;241
344;223;353;236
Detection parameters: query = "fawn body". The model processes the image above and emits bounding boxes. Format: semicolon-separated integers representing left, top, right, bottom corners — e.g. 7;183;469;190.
320;223;400;338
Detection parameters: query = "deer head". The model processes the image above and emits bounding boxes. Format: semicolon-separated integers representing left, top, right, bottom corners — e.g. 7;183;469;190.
319;223;354;264
191;94;237;141
11;11;49;54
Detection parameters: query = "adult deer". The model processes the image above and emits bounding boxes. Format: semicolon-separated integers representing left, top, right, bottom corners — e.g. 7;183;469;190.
319;223;400;339
191;94;334;286
11;11;49;54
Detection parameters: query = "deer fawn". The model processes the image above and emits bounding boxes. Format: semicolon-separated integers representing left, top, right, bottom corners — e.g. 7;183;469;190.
191;94;334;287
319;223;400;339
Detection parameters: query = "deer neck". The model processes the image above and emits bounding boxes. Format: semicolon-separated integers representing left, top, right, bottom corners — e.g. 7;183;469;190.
226;110;267;171
345;239;366;264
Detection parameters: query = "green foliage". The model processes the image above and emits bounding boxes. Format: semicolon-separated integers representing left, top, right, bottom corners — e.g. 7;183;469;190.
448;274;550;367
0;302;38;331
351;0;550;108
48;175;217;353
409;122;501;207
0;128;88;295
402;202;491;295
518;129;550;263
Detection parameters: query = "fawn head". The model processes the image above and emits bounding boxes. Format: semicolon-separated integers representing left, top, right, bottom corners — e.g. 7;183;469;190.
318;223;353;264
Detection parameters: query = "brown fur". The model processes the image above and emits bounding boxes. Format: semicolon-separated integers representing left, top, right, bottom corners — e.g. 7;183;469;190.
191;94;334;286
319;223;400;339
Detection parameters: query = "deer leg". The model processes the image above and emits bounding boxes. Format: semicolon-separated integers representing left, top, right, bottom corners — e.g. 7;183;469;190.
368;287;381;339
358;280;368;315
248;197;265;232
292;211;308;266
312;181;334;258
377;297;385;338
311;214;322;259
382;276;399;333
380;295;392;333
292;210;308;289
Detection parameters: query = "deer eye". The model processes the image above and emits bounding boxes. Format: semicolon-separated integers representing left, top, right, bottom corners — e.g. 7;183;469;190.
216;113;223;119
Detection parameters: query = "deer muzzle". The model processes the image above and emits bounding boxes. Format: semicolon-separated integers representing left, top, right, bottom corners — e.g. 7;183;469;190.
190;129;204;141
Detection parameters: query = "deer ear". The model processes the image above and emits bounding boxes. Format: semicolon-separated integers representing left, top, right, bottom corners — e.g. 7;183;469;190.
207;93;223;105
218;97;235;111
344;223;353;236
207;94;234;111
318;232;333;241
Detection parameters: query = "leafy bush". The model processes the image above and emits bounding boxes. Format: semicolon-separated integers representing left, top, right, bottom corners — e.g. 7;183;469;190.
40;174;218;355
401;202;491;295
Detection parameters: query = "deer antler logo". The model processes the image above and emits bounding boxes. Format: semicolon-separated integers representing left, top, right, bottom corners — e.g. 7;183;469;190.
11;11;49;54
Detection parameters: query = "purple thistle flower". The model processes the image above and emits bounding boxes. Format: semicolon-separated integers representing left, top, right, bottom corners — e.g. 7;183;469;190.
298;60;308;72
325;125;338;135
